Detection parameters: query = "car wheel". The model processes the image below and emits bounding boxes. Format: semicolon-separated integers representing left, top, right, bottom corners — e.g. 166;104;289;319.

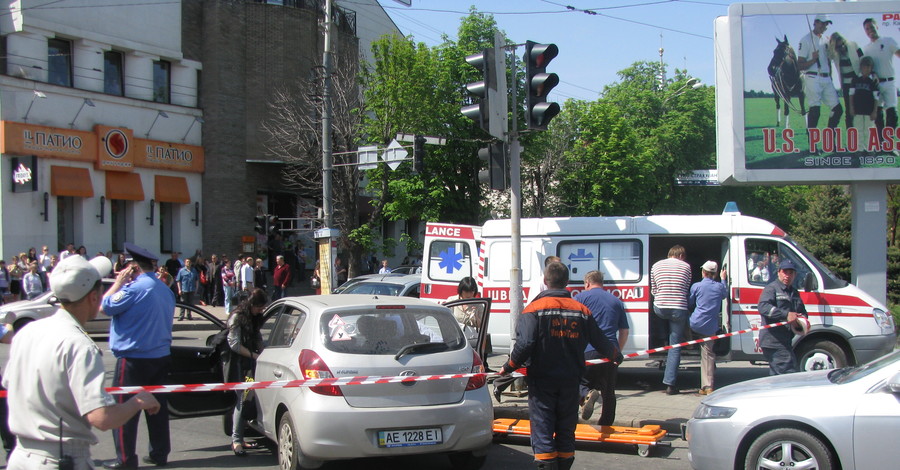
278;411;306;470
447;451;487;470
13;317;33;332
796;339;848;371
744;428;834;470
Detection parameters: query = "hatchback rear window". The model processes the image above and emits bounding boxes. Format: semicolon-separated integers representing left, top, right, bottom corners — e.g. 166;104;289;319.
322;310;466;355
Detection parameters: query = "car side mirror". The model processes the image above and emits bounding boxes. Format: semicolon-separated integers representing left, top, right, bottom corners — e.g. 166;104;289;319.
802;272;817;292
889;372;900;394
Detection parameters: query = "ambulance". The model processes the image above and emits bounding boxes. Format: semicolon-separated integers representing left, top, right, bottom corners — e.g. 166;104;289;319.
420;208;897;371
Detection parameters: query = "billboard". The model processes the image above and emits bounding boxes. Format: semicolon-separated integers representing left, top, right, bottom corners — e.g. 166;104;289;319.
716;2;900;184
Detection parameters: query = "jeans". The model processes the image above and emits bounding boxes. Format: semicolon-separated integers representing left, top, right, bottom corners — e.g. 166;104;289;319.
654;307;687;386
223;285;234;313
272;286;286;301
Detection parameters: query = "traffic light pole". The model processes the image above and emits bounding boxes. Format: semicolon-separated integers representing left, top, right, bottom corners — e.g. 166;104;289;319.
507;38;523;353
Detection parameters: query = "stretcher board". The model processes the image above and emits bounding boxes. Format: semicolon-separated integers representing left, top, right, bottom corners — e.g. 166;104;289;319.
492;418;668;457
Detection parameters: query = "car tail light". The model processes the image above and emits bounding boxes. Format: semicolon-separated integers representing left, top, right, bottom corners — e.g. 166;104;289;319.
465;350;486;391
299;349;343;396
375;305;405;310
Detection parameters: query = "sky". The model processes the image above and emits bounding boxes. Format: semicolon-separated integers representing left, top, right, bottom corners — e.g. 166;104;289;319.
374;0;839;102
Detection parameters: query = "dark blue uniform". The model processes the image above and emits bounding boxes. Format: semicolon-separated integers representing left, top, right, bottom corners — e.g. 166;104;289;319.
501;289;618;468
758;279;806;375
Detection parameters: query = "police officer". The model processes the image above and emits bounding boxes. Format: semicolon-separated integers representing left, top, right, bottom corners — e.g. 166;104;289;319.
499;262;620;470
757;259;807;375
101;243;175;468
3;255;160;470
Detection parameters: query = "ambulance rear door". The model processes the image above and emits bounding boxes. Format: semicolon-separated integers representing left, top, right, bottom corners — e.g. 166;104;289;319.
421;223;481;303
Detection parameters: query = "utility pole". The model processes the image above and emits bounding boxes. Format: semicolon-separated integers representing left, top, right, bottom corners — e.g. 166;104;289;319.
322;0;334;228
318;0;338;293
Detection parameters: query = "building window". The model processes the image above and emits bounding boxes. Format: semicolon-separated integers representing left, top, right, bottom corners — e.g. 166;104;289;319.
152;60;170;103
0;36;7;76
110;199;128;252
104;51;124;96
159;202;174;253
56;196;75;251
48;38;73;87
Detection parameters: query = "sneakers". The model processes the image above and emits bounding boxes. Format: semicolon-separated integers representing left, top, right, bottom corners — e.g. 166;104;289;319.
581;390;600;420
698;387;714;395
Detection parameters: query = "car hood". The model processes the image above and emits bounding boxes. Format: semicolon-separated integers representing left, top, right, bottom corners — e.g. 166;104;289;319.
705;369;834;404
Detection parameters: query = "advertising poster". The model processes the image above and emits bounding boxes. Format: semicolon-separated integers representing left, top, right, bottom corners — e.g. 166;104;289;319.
741;8;899;171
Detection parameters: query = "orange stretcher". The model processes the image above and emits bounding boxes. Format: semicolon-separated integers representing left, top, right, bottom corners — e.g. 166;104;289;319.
492;418;670;457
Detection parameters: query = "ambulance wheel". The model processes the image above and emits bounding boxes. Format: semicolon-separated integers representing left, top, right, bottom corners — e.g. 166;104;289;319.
796;340;848;371
636;444;651;457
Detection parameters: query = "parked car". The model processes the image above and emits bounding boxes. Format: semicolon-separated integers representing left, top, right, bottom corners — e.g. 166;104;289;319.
0;280;115;335
0;280;206;337
686;350;900;470
335;273;421;298
241;294;494;469
389;265;422;275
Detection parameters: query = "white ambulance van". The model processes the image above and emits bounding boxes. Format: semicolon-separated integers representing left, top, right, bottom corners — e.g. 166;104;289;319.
421;210;896;371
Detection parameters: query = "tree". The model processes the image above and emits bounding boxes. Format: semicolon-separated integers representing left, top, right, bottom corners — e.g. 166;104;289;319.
259;44;367;276
788;185;851;282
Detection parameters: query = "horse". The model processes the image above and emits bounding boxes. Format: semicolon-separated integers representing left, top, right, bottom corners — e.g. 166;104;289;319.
767;35;806;128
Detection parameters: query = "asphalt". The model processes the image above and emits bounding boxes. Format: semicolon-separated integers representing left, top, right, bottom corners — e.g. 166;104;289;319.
180;281;760;436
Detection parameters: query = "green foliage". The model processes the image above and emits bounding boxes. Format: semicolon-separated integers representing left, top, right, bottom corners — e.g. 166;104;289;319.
787;186;852;281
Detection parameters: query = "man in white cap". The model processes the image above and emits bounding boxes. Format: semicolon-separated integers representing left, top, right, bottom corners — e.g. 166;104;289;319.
688;261;728;395
862;17;900;144
798;14;843;139
2;255;160;469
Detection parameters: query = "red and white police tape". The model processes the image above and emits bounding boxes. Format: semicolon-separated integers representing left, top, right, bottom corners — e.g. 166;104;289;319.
0;320;793;397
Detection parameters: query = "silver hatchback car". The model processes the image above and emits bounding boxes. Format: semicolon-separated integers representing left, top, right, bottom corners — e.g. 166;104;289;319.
686;350;900;470
249;294;493;469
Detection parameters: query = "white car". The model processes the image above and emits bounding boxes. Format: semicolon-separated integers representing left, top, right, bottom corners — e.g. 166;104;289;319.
686;350;900;470
248;294;493;469
0;282;112;334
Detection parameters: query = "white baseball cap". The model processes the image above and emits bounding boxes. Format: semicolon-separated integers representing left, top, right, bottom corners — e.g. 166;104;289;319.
814;14;832;25
50;255;112;302
701;260;718;272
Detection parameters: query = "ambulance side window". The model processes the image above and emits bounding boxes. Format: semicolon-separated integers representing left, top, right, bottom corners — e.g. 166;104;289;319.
428;241;473;283
745;239;814;291
558;240;641;283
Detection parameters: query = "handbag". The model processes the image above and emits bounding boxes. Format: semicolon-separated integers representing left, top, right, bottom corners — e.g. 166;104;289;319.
311;276;320;288
200;270;208;285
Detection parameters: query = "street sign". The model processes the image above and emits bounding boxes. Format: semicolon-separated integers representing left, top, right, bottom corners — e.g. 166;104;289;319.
675;169;720;186
358;145;378;170
381;139;408;170
395;133;447;146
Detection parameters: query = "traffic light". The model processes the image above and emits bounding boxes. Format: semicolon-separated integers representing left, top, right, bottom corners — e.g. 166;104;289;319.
524;40;560;130
266;215;279;235
413;135;425;173
254;215;267;235
478;142;507;191
461;48;495;134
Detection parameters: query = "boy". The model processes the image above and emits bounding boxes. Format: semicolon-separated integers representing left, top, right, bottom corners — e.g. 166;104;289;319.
849;56;880;152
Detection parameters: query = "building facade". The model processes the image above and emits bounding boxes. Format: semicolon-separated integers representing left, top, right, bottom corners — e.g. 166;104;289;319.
0;0;400;264
0;0;202;260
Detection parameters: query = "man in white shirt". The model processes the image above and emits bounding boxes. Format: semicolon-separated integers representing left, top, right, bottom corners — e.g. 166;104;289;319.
863;17;900;139
797;14;842;137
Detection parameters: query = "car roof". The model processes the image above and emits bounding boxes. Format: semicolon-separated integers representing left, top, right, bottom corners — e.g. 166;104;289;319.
284;293;443;312
351;273;420;285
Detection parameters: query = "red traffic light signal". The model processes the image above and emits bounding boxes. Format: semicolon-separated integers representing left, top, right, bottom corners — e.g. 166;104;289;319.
524;41;560;130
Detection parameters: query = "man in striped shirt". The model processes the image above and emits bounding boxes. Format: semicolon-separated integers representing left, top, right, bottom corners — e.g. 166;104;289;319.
650;245;692;395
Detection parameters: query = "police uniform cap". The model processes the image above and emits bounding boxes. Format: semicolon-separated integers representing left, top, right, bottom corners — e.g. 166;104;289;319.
124;242;158;264
778;259;798;271
50;256;113;302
